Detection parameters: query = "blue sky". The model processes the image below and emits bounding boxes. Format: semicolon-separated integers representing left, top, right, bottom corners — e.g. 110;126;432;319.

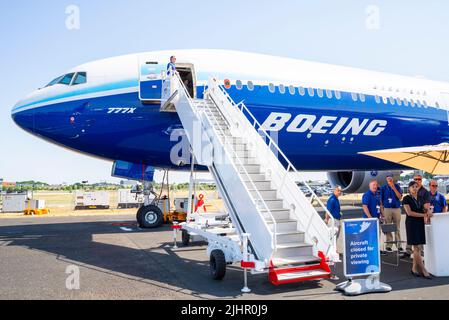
1;0;448;184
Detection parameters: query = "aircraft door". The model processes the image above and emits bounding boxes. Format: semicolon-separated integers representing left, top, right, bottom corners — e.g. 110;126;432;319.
139;61;166;102
176;63;197;99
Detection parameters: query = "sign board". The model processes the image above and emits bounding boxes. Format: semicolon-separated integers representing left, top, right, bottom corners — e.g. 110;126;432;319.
342;218;381;278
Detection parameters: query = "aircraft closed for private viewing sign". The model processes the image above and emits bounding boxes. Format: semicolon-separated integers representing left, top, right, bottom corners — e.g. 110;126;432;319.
342;218;381;278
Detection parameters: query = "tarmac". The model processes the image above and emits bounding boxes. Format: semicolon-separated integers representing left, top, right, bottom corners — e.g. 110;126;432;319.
0;206;448;300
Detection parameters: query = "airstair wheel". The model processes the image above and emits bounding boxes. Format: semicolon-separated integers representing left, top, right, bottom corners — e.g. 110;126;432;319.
210;250;226;280
181;230;190;246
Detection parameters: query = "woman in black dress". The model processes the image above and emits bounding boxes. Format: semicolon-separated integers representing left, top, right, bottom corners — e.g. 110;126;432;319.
402;181;433;279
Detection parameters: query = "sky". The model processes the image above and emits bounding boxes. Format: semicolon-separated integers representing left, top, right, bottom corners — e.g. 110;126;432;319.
1;0;449;184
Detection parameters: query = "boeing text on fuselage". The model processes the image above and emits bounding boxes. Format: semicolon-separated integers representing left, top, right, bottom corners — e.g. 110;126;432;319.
261;112;388;136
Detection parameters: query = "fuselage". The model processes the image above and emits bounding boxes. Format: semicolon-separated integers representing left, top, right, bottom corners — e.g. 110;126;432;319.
11;49;449;172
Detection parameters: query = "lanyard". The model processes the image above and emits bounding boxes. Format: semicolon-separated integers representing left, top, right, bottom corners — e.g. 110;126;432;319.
430;193;440;205
411;196;421;209
386;185;396;199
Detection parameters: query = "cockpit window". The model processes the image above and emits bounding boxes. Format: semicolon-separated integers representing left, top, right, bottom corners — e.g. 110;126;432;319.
58;73;75;85
46;76;64;87
73;72;87;85
45;72;86;88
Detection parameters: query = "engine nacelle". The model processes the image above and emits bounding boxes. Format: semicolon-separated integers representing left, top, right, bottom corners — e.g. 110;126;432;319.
327;171;401;194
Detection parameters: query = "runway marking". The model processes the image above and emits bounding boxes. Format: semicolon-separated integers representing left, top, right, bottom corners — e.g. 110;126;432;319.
119;227;134;232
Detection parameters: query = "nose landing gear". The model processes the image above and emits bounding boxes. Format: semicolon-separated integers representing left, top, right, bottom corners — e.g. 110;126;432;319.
136;204;163;229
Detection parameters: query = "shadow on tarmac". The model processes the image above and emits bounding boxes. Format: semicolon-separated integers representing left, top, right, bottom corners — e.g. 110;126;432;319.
0;214;448;299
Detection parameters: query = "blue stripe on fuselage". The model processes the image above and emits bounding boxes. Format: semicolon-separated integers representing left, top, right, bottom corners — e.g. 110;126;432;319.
12;83;449;171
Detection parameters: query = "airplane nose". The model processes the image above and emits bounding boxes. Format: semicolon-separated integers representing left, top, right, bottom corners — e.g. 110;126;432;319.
11;97;35;133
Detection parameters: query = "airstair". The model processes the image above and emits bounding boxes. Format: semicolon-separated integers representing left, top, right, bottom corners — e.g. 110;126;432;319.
160;72;338;286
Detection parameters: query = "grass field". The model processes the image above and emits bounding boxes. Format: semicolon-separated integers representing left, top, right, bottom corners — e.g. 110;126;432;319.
0;190;226;218
0;189;369;219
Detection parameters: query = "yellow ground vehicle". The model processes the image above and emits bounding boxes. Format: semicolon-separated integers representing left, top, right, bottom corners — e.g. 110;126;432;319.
158;196;189;224
23;199;50;216
24;208;50;216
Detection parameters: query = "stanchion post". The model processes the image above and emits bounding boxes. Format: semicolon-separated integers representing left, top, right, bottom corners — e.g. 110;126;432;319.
172;222;179;249
241;233;251;293
330;261;339;281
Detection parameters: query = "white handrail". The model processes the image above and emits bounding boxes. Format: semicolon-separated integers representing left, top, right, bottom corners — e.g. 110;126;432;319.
171;74;278;252
210;78;336;255
199;101;278;251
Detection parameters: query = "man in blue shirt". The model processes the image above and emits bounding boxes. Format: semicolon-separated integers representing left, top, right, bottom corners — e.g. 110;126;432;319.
167;56;177;76
326;186;343;253
326;186;342;221
429;180;448;214
362;180;382;219
362;179;386;255
380;174;403;252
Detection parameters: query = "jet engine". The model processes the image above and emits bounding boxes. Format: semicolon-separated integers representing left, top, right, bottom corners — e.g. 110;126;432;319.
327;171;401;193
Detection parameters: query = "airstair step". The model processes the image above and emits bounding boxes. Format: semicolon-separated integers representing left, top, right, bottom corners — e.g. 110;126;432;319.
230;143;250;152
263;199;285;210
233;149;255;158
269;251;331;285
206;109;219;116
266;219;297;232
276;242;312;250
216;129;232;136
249;190;277;198
233;155;259;165
204;106;220;112
208;117;225;125
276;231;306;244
275;242;314;257
272;269;330;285
271;255;321;267
216;130;232;136
240;164;261;174
211;119;228;128
241;173;265;181
208;115;225;122
259;208;290;221
227;137;246;144
245;180;271;190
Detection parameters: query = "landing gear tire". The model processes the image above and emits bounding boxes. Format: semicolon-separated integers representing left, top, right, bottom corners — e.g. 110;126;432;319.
137;205;163;229
210;250;226;280
181;230;190;246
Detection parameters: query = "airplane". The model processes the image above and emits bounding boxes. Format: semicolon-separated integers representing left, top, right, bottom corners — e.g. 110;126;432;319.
11;49;449;204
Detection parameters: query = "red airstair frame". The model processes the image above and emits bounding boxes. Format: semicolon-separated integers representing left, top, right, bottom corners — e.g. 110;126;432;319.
268;251;331;285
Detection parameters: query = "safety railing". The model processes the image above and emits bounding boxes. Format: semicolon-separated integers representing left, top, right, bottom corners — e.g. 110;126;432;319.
171;73;278;253
208;78;337;258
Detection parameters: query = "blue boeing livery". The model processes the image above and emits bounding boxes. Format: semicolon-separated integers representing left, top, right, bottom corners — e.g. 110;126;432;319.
11;49;449;193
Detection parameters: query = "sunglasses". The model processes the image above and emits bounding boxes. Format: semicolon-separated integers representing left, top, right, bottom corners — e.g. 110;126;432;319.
414;178;422;181
430;185;438;187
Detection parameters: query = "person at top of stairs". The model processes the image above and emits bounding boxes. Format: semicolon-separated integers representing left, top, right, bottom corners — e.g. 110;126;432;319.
167;55;177;76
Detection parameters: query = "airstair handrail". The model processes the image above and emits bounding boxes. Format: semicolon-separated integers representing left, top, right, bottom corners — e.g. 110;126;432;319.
198;100;278;251
209;78;336;256
171;74;278;252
